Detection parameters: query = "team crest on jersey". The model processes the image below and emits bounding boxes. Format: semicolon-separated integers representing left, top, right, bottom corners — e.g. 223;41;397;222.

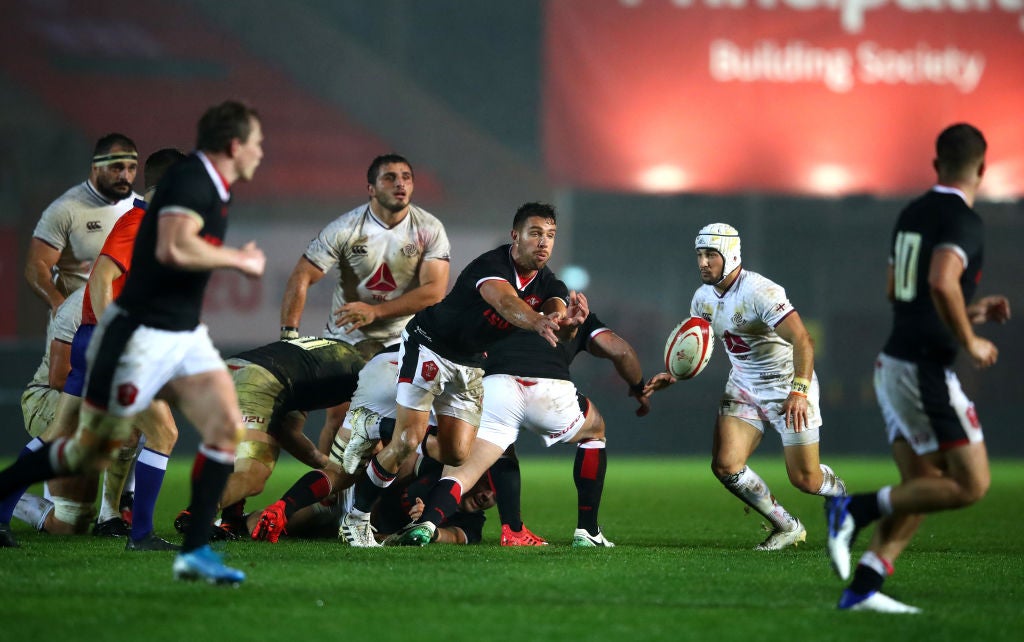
117;383;138;407
723;331;751;354
402;243;419;257
366;264;397;292
524;294;542;309
420;360;438;381
731;312;745;326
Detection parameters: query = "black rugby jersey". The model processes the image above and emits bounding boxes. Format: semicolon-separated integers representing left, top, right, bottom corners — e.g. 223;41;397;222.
117;154;227;330
229;337;363;411
882;188;984;366
484;312;607;381
407;244;568;366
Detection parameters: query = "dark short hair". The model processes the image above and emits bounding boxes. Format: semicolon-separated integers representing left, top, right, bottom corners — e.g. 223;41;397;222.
93;133;137;157
196;100;260;154
512;202;557;231
935;123;986;178
367;153;413;185
143;148;186;190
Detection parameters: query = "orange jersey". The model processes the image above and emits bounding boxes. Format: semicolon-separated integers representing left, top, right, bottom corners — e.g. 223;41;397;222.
81;203;146;326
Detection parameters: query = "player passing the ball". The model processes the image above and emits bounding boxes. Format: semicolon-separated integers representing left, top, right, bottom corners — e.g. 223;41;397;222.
824;123;1010;614
645;223;847;550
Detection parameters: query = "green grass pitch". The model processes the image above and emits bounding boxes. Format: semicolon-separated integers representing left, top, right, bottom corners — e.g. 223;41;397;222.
1;456;1021;641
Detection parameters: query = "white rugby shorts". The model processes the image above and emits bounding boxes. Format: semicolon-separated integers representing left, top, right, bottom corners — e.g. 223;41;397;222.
874;352;984;455
394;332;483;426
476;374;587;450
719;370;822;446
86;306;226;417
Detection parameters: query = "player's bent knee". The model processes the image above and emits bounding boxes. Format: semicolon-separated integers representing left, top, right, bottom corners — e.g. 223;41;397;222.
50;496;97;534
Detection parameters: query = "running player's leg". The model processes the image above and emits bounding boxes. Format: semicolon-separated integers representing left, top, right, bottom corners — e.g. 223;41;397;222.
568;403;612;546
125;400;178;549
713;415;803;548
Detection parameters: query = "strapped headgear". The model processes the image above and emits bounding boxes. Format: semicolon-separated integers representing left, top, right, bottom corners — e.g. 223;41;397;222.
695;223;741;284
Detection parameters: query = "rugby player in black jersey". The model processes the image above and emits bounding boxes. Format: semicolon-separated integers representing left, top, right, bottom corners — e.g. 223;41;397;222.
825;123;1011;613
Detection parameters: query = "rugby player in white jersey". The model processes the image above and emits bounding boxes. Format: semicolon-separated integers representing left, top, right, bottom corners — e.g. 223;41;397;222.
646;223;846;550
23;134;142;533
235;155;449;540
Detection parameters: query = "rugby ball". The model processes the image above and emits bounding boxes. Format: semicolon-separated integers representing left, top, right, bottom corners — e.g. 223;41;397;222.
663;317;715;380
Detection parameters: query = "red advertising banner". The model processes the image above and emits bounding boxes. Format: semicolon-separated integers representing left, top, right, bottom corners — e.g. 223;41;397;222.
544;0;1024;198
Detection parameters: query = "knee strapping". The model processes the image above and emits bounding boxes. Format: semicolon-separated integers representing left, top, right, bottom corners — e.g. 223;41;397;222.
50;496;97;532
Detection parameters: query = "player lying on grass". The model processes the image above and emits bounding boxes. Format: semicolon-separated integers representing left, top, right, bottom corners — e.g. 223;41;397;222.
173;336;364;540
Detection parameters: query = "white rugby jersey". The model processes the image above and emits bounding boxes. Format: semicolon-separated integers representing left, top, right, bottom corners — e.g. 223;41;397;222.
27;288;84;388
32;181;139;296
304;204;450;346
689;269;798;383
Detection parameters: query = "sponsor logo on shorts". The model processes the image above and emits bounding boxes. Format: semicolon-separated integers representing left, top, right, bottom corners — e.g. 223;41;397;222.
966;404;981;429
421;360;438;381
242;416;266;424
117;383;138;407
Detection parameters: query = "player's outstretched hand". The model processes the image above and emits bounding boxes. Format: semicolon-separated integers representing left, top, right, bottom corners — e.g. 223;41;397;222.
630;387;652;417
559;291;589;328
969;295;1011;325
533;313;562;347
237;241;266;278
643;372;677;396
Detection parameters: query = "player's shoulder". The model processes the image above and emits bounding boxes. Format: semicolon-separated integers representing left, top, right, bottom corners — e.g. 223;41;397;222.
737;269;779;289
40;182;91;218
407;204;444;227
321;204;367;235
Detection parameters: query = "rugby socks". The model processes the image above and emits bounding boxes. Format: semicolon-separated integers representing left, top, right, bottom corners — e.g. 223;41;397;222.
280;470;332;519
417;477;462;526
487;456;523;531
847;550;893;596
719;465;798;531
815;463;847;497
574;440;607;535
846;487;888;528
0;438;46;523
183;445;234;552
98;444;134;522
220;500;246;527
0;440;60;500
130;448;168;541
352;455;397;514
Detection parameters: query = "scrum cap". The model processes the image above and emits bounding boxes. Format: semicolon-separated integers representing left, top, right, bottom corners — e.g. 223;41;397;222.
695;223;741;282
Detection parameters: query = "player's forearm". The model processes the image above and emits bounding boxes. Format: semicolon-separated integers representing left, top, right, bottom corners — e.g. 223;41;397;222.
930;281;974;347
280;281;309;328
157;234;250;272
25;263;63;310
602;335;644;388
495;295;546;331
372;282;445;320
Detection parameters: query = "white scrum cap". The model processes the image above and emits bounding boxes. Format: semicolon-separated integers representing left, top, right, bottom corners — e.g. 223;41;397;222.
695;223;741;282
